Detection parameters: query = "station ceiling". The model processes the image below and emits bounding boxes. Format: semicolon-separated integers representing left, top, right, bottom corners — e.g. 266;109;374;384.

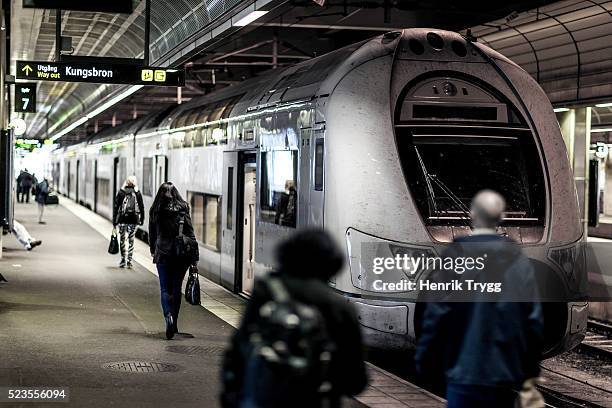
10;0;559;145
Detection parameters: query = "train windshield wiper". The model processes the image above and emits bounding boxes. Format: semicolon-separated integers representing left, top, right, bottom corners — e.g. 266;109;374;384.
414;146;470;221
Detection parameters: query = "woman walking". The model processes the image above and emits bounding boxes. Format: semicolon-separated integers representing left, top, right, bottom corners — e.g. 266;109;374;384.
113;176;145;268
149;182;199;340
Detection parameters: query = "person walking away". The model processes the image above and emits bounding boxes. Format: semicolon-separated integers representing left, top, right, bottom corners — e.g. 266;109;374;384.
221;229;368;408
12;220;42;251
113;176;145;268
415;190;544;408
148;182;198;340
16;170;25;202
19;169;33;203
35;178;49;224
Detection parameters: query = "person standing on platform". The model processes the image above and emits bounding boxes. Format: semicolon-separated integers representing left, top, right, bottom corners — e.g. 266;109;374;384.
148;182;198;340
221;229;367;408
415;190;545;408
34;178;49;224
20;169;33;203
113;176;145;269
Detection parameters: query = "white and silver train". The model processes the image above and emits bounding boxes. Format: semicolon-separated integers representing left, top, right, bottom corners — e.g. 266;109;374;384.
51;29;588;356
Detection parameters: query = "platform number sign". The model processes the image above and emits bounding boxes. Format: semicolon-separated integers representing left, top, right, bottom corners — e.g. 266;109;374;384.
15;84;36;113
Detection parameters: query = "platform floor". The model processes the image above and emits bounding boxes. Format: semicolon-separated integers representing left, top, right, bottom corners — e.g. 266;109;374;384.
0;201;238;407
0;200;444;408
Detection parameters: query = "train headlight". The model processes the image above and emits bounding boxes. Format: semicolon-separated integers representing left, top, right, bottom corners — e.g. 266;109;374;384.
388;244;437;280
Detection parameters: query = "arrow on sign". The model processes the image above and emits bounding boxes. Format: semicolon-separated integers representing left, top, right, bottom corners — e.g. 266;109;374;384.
22;65;33;76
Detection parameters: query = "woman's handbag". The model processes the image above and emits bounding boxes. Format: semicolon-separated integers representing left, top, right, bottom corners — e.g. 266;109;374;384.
185;265;201;306
108;228;119;255
174;212;198;262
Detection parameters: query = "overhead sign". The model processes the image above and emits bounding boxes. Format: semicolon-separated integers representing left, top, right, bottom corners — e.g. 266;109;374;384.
23;0;133;13
16;61;185;87
15;83;37;113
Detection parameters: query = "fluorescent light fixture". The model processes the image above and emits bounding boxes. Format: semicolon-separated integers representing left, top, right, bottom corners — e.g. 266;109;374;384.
87;85;143;119
233;10;268;26
50;116;88;141
553;107;570;113
49;85;143;142
596;102;612;108
591;128;612;133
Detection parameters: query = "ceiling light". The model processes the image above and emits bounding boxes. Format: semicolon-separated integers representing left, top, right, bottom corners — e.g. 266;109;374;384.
233;10;268;27
49;85;143;142
553;107;569;113
50;116;88;141
595;102;612;108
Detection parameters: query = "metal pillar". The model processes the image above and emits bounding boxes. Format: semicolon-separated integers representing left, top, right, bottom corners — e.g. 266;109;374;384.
0;9;7;259
559;108;591;237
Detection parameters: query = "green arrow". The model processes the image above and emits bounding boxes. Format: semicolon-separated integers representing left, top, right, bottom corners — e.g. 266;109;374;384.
22;65;32;76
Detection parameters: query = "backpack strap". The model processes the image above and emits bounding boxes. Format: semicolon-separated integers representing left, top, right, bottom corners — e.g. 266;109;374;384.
264;276;290;304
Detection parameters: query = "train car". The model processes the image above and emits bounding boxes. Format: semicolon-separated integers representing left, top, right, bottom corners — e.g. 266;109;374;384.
51;28;588;356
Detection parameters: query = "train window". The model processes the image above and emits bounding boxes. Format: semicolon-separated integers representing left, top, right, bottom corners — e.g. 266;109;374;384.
314;139;324;191
227;167;234;230
188;192;221;251
397;130;545;226
142;158;154;196
96;178;110;205
260;150;298;228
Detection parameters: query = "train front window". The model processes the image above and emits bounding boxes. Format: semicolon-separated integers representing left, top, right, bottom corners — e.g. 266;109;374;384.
398;133;545;225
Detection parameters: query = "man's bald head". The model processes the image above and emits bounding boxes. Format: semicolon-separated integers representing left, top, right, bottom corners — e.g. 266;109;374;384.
470;190;506;229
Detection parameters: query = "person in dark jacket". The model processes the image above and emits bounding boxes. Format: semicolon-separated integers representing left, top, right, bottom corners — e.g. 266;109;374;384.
415;190;544;408
221;229;368;408
274;180;297;227
149;182;198;340
113;176;145;268
34;178;49;224
19;169;33;203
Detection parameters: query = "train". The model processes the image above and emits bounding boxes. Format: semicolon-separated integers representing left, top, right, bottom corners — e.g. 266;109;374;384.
50;28;589;356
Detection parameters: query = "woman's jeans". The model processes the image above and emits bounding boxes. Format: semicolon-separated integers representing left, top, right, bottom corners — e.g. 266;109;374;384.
156;262;189;324
446;384;517;408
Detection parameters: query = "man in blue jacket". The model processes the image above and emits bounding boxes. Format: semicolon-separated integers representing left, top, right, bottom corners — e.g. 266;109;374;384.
416;190;544;408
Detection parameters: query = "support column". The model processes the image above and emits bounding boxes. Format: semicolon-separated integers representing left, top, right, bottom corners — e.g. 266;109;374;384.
559;108;591;237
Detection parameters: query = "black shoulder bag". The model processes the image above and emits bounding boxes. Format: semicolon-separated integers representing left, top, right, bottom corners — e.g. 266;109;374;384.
174;211;198;262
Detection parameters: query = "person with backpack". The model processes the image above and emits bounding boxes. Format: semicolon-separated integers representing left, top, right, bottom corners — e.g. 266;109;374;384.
35;178;50;224
221;229;368;408
148;182;199;340
113;176;145;269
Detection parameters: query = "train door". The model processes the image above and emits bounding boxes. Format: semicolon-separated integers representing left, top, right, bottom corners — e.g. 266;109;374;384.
298;127;325;227
221;152;238;290
93;160;98;213
298;128;312;227
75;160;80;204
112;157;119;200
155;155;167;191
66;161;71;197
241;158;257;295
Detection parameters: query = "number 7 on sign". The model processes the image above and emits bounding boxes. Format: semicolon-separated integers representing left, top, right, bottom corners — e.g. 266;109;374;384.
22;98;29;109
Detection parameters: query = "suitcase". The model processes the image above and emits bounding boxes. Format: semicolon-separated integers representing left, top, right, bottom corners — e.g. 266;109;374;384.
45;194;59;205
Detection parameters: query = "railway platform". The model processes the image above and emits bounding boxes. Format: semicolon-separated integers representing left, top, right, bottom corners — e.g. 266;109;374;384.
0;199;444;408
